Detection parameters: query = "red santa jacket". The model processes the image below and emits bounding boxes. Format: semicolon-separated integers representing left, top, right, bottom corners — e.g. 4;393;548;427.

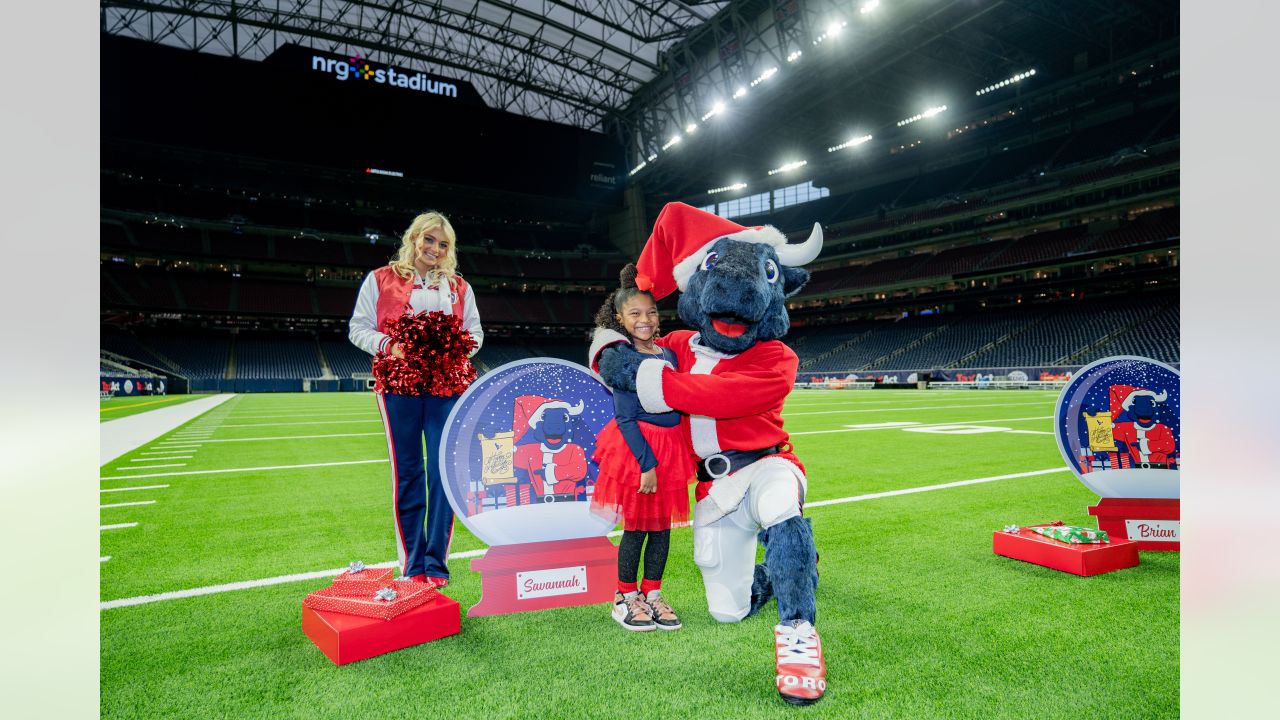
513;442;588;497
1112;421;1176;464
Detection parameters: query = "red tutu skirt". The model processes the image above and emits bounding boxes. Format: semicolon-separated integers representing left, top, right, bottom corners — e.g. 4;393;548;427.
591;419;697;532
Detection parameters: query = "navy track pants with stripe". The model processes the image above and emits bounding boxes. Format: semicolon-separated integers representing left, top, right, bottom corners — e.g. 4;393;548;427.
377;392;458;580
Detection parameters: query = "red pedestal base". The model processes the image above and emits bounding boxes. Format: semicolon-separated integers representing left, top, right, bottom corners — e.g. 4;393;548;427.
1088;498;1180;551
993;525;1140;576
468;536;618;617
302;594;461;665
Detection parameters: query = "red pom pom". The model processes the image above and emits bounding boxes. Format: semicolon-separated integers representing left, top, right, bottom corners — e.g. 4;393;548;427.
372;311;478;396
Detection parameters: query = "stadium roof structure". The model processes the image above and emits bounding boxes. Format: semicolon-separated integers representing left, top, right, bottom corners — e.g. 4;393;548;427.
100;0;727;132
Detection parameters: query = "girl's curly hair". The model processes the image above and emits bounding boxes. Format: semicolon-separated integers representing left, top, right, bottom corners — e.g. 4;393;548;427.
593;263;654;337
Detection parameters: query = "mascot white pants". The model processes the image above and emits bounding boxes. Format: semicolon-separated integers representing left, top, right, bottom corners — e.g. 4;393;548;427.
692;456;806;622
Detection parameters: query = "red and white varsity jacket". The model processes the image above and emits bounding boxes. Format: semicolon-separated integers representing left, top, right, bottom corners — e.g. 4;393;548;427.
348;265;484;360
590;329;804;473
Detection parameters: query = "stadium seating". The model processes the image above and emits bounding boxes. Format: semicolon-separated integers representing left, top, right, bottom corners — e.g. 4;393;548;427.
234;336;324;379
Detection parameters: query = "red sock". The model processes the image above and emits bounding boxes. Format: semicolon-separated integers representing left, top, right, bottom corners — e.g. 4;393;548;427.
618;580;638;595
640;578;662;595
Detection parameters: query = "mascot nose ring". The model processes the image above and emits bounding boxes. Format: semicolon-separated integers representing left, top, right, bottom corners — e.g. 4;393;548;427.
703;453;732;480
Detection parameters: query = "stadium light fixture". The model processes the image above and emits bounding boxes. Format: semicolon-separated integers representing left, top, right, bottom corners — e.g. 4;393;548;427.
708;182;748;194
860;0;880;14
787;50;803;63
628;161;648;176
646;153;658;162
662;134;682;150
701;101;727;121
751;67;779;87
686;122;698;134
814;20;847;45
896;104;947;127
733;86;748;99
828;134;873;152
976;68;1036;95
768;160;808;175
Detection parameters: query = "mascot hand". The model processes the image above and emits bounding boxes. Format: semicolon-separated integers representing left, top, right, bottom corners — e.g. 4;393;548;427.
598;343;643;392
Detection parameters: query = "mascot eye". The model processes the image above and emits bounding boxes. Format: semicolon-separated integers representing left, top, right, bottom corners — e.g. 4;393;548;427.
764;259;779;283
701;252;718;271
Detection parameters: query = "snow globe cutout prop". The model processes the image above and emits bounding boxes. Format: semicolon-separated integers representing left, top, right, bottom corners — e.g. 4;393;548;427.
440;359;619;616
1054;356;1180;550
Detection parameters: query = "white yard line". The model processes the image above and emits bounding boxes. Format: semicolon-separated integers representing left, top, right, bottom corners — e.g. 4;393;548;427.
100;394;235;466
132;456;191;461
99;466;1064;611
787;401;1054;416
792;416;1053;436
101;523;138;531
100;458;388;481
141;451;193;456
117;464;187;471
157;442;203;447
101;485;170;493
217;420;382;428
101;500;157;509
101;557;111;563
222;411;378;420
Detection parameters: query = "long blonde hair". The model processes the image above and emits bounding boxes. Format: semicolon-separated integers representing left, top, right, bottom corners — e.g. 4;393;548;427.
389;211;459;285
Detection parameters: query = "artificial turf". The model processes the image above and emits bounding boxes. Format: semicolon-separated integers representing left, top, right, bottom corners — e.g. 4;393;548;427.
100;390;1178;718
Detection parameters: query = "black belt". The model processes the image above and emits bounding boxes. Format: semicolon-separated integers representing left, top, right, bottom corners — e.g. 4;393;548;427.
1137;462;1169;469
697;446;780;482
539;492;578;504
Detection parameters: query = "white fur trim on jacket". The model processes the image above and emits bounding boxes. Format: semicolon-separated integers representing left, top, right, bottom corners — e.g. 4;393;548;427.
588;328;630;374
636;358;674;413
670;225;789;292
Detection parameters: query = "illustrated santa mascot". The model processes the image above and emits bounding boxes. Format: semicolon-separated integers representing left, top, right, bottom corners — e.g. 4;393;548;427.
589;202;827;705
1111;387;1177;468
509;395;589;505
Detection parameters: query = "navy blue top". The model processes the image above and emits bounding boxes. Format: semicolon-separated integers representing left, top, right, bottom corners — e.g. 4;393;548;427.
614;345;681;473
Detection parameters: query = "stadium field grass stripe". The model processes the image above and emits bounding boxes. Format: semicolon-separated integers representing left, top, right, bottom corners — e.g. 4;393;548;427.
101;523;138;531
101;484;170;493
100;457;388;480
160;432;383;443
791;415;1053;435
101;500;157;509
218;419;383;428
132;456;191;461
117;464;186;471
786;400;1055;416
805;467;1071;509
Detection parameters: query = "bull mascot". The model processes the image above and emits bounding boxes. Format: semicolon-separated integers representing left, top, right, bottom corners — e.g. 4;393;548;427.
509;395;589;506
589;202;827;705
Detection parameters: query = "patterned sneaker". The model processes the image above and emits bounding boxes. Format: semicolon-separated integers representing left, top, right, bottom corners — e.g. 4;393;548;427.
611;591;656;632
774;621;827;705
644;591;682;631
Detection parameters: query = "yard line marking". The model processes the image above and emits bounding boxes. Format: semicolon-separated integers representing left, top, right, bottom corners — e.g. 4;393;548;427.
101;500;156;509
99;467;1055;611
100;458;388;480
157;442;203;446
792;416;1053;436
181;432;383;443
787;401;1054;416
806;468;1071;509
217;420;383;428
140;452;193;457
101;557;111;562
1006;429;1053;435
132;456;191;461
101;523;138;531
101;485;169;493
220;412;380;420
117;464;187;470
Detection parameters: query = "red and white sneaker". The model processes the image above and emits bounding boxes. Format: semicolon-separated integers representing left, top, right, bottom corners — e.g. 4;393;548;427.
774;621;827;705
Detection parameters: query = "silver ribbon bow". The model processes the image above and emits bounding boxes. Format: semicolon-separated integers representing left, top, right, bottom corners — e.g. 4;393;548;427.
374;588;398;602
1002;525;1021;534
347;561;366;574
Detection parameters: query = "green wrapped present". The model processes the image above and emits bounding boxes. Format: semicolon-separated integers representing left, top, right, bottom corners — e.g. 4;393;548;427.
1031;524;1109;544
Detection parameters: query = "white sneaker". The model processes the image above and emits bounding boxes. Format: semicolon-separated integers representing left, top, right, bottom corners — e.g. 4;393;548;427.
774;621;827;705
611;591;656;632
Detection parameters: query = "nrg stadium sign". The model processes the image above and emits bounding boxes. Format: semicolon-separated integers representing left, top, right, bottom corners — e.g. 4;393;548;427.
311;53;459;98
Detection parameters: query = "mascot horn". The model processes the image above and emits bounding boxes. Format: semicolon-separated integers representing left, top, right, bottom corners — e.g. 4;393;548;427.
590;202;828;705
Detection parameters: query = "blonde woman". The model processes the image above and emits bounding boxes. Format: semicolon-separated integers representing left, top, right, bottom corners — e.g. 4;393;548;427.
349;211;483;587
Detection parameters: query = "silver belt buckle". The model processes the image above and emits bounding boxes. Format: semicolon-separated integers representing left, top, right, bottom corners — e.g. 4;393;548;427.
703;453;731;480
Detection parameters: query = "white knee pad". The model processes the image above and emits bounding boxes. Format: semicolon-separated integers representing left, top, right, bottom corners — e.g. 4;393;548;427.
750;472;802;529
693;500;757;623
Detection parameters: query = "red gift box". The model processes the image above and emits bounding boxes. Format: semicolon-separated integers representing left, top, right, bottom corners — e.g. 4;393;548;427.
993;522;1140;576
1088;498;1180;551
303;579;437;621
331;566;394;586
303;594;461;665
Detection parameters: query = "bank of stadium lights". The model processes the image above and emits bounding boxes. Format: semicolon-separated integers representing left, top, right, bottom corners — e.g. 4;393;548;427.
787;50;802;63
701;101;727;121
661;134;682;151
628;161;648;177
733;86;748;99
751;67;779;87
828;134;873;152
814;20;847;45
768;160;808;175
686;123;698;134
860;0;880;14
896;104;948;127
708;182;748;194
976;68;1036;96
647;153;657;162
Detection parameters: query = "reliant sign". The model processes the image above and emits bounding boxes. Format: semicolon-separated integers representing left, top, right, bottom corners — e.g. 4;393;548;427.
311;53;459;98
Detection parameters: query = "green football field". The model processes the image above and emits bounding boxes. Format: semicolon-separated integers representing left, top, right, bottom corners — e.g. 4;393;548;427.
99;390;1179;719
99;393;205;422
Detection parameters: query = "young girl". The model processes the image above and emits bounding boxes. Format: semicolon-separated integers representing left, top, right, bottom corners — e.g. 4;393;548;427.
590;264;696;632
